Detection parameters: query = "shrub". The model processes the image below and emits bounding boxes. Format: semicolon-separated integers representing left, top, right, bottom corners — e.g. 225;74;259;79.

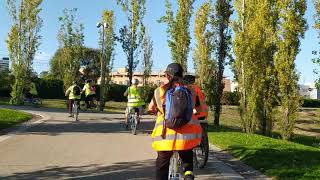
221;91;240;106
106;84;128;102
36;79;65;99
302;99;320;108
143;84;157;103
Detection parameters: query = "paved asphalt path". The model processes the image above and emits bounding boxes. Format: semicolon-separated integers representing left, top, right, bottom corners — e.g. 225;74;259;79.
0;106;266;180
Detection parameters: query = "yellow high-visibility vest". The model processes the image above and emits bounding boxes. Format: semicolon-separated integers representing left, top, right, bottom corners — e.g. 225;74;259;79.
151;85;202;151
127;86;145;107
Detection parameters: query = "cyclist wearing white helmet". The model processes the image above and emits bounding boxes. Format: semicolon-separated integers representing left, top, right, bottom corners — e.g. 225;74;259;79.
124;78;145;128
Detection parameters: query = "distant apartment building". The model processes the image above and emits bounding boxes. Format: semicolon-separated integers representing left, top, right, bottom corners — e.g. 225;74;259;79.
109;67;166;86
299;83;320;100
230;81;320;100
101;68;232;92
0;57;9;72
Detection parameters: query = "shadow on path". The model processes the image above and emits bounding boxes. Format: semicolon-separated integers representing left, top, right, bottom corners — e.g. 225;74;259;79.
23;119;155;136
1;160;155;180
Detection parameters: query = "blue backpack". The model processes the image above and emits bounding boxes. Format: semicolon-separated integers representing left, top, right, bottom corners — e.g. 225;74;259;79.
164;86;193;129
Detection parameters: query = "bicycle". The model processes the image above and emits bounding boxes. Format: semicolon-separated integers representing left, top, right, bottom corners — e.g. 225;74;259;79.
23;96;42;107
72;100;79;121
127;107;139;135
193;119;209;169
82;96;99;112
169;151;184;180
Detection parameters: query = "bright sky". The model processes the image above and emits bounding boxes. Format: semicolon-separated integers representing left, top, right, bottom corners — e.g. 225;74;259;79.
0;0;318;84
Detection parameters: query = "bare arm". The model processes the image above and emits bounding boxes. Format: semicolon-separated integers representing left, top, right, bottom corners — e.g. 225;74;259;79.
123;88;129;97
65;87;71;96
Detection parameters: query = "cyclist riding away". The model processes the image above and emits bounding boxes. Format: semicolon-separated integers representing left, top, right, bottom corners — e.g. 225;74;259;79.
124;78;145;128
148;63;202;180
82;79;96;109
183;75;209;121
65;81;81;117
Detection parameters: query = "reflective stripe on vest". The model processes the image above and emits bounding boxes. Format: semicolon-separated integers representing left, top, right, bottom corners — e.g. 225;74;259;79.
153;133;202;141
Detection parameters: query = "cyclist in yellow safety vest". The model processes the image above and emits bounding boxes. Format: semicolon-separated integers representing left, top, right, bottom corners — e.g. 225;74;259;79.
82;79;96;109
65;81;81;117
148;63;202;180
124;79;145;128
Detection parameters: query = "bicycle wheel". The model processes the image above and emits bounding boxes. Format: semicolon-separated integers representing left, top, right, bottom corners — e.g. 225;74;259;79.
194;124;209;169
131;113;137;135
75;103;79;121
169;152;183;180
72;103;79;121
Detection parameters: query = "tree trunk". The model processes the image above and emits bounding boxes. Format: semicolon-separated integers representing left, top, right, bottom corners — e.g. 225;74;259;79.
128;49;133;86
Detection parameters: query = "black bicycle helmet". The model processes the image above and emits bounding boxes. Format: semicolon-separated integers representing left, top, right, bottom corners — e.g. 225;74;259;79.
165;63;184;78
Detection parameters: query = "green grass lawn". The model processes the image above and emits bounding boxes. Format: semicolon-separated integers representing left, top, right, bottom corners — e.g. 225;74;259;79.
0;108;32;130
208;127;320;179
41;99;68;109
0;97;127;114
209;106;320;179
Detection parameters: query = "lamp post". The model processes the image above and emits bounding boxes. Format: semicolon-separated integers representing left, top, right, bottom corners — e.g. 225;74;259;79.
97;22;108;111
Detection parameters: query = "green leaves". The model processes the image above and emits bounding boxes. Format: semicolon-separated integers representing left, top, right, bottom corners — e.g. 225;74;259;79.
233;0;307;138
6;0;43;104
275;0;307;140
142;32;153;87
313;0;320;88
194;1;215;99
117;0;146;85
159;0;195;71
57;8;84;88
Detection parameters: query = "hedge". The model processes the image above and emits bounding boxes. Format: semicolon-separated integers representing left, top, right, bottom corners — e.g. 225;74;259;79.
0;89;11;97
37;79;65;99
221;91;240;106
302;99;320;108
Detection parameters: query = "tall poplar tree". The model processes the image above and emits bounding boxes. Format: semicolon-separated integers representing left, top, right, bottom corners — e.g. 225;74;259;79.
313;0;320;87
6;0;43;104
99;10;116;109
212;0;233;126
193;1;216;111
117;0;146;85
159;0;195;71
57;8;84;88
142;32;153;87
234;0;278;134
275;0;307;139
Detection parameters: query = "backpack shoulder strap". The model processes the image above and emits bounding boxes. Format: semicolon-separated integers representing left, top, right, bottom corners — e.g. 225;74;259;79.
154;87;162;110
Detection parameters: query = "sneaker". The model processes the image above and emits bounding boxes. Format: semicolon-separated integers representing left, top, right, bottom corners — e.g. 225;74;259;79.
68;114;72;117
184;171;194;180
